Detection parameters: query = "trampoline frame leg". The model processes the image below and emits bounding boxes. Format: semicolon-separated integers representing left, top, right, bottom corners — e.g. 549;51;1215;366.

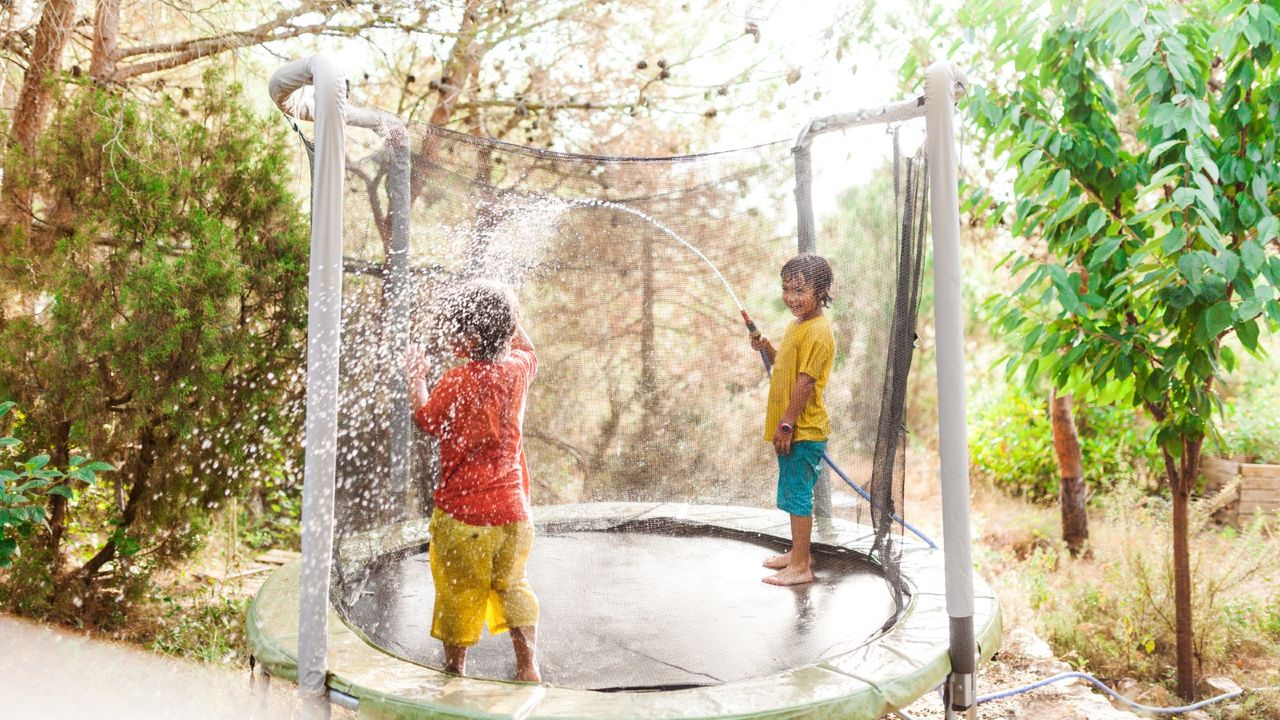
944;671;976;720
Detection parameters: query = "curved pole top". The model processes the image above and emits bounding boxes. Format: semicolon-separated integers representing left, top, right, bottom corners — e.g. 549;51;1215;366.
794;63;968;148
269;55;407;144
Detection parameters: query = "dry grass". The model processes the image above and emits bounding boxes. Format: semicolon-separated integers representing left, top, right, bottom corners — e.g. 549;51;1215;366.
900;446;1280;718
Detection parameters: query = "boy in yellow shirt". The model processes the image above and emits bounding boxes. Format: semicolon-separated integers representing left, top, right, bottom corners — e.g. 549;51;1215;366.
750;254;835;586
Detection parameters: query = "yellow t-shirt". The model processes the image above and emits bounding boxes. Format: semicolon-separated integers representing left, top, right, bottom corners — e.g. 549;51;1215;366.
763;314;835;442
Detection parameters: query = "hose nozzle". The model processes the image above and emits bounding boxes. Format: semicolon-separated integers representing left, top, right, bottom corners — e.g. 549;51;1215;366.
741;309;761;338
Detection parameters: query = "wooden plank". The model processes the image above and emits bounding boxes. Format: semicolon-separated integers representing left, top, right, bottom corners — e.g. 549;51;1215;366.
1239;474;1280;489
1202;456;1240;476
1239;501;1280;515
1239;488;1280;503
1239;463;1280;477
1200;456;1239;494
1202;469;1236;491
254;549;302;565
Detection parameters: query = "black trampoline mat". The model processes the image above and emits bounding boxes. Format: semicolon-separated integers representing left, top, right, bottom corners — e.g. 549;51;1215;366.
340;525;897;690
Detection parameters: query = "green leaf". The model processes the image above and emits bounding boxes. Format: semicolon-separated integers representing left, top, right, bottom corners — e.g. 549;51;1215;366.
1172;187;1198;208
1241;239;1265;274
1161;228;1187;254
1086;208;1108;235
81;461;115;474
1048;169;1071;198
1212;251;1240;280
0;402;13;417
1238;318;1260;351
1259;216;1279;244
1146;163;1181;190
1092;237;1123;266
0;437;19;447
26;455;50;471
47;485;73;500
1178;253;1205;286
1204;301;1234;338
1148;139;1182;162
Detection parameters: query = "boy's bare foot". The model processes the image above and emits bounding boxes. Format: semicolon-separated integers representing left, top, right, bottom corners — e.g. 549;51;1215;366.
763;566;814;586
762;551;791;569
515;667;542;682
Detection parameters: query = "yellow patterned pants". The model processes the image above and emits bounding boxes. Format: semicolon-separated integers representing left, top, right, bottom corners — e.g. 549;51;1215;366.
428;508;540;647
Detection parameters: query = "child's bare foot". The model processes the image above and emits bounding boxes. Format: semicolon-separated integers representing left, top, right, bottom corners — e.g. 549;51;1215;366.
763;565;814;586
515;666;542;682
762;551;791;569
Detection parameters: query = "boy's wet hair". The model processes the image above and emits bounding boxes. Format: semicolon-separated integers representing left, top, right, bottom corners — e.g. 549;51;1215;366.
441;280;517;363
781;253;834;307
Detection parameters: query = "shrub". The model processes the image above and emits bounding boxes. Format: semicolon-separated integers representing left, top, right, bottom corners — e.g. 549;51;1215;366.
969;386;1161;501
149;589;249;666
1022;484;1280;707
1216;397;1280;463
0;71;308;625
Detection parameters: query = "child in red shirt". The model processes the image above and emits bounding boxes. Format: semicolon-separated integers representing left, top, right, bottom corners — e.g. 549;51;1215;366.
405;281;541;682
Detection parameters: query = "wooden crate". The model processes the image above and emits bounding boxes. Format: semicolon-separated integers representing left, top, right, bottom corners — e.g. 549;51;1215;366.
1200;457;1280;519
1239;463;1280;516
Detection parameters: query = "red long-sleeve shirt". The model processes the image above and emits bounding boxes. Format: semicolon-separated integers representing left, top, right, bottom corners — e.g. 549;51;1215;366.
414;341;537;526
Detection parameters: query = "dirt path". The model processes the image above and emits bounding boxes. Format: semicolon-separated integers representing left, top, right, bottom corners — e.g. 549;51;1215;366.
0;614;350;719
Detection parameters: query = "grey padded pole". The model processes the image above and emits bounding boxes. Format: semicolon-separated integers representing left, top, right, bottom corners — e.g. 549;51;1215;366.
269;56;411;718
269;55;346;720
924;61;977;720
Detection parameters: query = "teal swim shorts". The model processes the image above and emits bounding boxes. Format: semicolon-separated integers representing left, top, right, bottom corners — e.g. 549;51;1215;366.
776;440;827;517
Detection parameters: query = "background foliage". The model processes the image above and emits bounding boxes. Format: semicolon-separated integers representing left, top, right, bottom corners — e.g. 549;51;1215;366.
0;72;309;623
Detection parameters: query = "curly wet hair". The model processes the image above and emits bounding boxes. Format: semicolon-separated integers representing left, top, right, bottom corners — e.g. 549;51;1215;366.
440;280;517;363
781;253;834;307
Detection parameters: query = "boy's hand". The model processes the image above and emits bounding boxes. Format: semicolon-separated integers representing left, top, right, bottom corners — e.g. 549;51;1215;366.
750;334;770;353
773;425;794;455
402;344;430;379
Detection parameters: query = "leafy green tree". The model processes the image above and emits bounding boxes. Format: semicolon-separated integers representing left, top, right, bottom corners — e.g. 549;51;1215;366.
0;72;309;624
958;0;1279;699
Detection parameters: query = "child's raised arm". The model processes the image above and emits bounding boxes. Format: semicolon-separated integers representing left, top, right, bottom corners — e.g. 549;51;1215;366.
403;344;431;411
512;324;534;353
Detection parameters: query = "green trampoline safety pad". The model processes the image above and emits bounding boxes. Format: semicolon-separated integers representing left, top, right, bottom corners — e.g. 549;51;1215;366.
247;503;1001;719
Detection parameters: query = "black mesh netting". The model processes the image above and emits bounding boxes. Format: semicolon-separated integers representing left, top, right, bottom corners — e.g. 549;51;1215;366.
312;116;928;689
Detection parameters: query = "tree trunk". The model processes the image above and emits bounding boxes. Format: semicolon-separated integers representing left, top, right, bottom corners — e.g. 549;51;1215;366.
1050;390;1088;555
428;0;485;127
90;0;121;82
77;426;155;581
2;0;77;229
633;224;658;495
639;227;658;437
1170;437;1202;700
46;420;72;562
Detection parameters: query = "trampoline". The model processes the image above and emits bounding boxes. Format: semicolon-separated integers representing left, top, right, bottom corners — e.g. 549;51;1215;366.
252;55;995;719
248;503;1001;718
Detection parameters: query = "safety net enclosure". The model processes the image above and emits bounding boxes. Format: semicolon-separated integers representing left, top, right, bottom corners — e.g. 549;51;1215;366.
248;56;999;719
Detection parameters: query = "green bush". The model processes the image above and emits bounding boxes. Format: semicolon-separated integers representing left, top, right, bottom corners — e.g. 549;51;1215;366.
0;71;308;625
969;386;1161;501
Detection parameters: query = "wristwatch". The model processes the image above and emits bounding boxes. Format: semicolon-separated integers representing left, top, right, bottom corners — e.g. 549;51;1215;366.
778;421;794;434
